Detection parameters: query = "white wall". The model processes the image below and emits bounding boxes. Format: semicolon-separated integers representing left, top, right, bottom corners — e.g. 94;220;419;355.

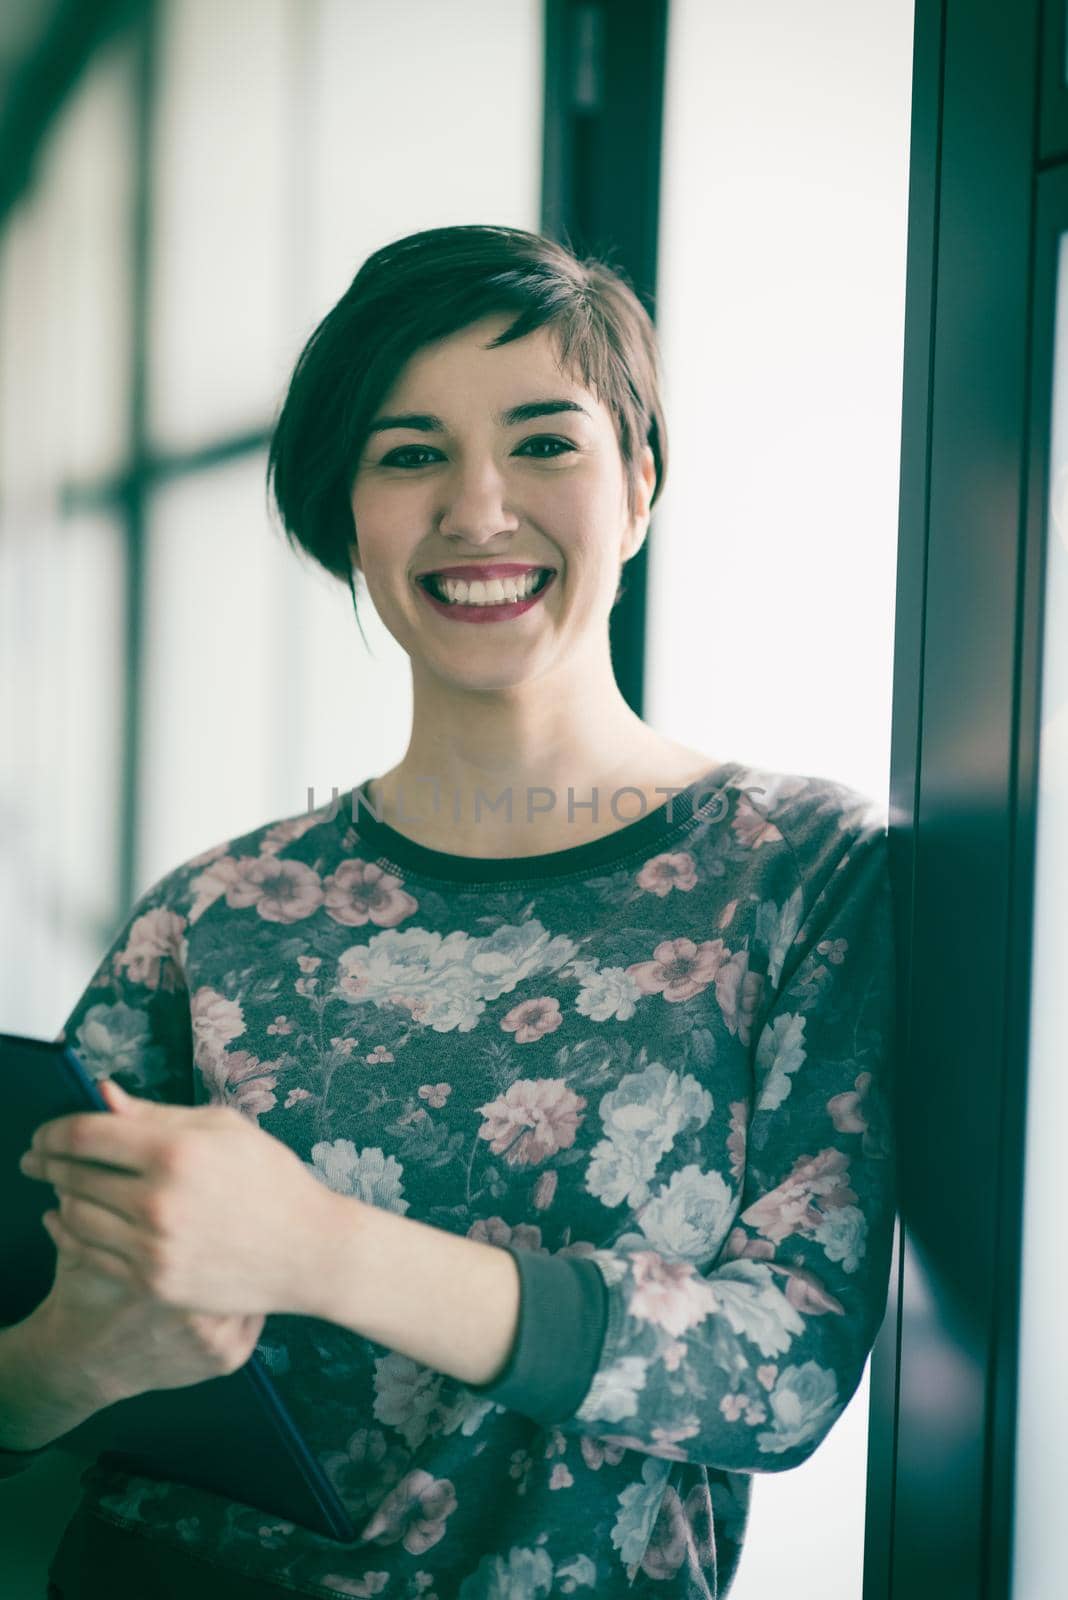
648;4;915;1595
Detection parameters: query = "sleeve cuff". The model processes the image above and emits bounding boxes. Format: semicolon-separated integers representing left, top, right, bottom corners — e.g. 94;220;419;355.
462;1247;608;1425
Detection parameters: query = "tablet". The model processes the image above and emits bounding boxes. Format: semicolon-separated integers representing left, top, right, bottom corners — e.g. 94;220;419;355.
0;1030;358;1544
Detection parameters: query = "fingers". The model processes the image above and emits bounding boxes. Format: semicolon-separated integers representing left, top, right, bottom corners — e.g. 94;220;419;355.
21;1153;144;1223
44;1197;139;1282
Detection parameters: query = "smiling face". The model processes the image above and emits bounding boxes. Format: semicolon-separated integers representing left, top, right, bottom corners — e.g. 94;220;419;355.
347;314;655;694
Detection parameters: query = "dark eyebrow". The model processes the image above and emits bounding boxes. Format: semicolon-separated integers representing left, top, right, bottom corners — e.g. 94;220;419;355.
365;398;591;436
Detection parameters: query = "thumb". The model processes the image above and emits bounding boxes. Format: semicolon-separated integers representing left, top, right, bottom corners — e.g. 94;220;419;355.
99;1078;138;1112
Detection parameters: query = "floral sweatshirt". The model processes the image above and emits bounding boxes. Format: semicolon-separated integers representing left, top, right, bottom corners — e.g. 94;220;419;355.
0;759;899;1599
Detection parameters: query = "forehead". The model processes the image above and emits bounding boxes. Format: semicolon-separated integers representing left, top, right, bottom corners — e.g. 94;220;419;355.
381;315;602;415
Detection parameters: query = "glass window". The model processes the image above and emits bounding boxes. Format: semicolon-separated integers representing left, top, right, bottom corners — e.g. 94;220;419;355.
649;3;915;1594
648;0;911;807
147;0;303;449
0;511;125;1034
0;33;134;500
137;454;412;886
304;0;543;320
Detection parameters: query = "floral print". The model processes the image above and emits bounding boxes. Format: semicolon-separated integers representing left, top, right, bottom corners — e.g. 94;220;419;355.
4;760;897;1599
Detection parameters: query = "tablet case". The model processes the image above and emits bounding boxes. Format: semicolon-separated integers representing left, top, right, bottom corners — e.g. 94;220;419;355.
0;1030;358;1543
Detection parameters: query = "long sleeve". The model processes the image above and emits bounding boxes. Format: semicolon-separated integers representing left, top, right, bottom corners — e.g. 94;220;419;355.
0;868;194;1479
462;1243;609;1421
469;801;899;1472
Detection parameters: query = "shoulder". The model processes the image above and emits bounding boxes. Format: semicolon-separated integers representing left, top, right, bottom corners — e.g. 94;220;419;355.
128;791;345;926
724;761;888;902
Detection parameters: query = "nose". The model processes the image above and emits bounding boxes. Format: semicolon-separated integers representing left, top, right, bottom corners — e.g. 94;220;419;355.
437;460;521;546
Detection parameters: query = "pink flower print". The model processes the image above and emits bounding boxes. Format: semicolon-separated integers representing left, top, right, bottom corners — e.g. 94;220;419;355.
626;936;729;1002
720;1392;748;1422
717;897;739;930
731;794;784;850
828;1069;872;1134
418;1083;451;1108
636;1491;685;1581
780;1264;845;1315
467;1217;546;1252
188;855;244;925
714;951;764;1047
508;1449;533;1493
543;1428;568;1461
226;856;324;923
579;1435;628;1470
191;987;245;1058
200;1048;279;1119
259;813;326;856
721;1226;775;1263
671;1485;717;1578
635;851;698;897
357;1468;457;1554
817;936;848;964
533;1169;558;1211
114;908;187;991
509;1223;546;1252
323;860;418;929
661;1339;687;1373
366;1045;394;1065
627;1251;717;1337
500;996;564;1043
548;1463;574;1490
726;1100;749;1184
791;1147;857;1204
295;976;319;997
641;1482;713;1581
329;1036;359;1058
285;1087;313;1109
740;1148;856;1244
267;1016;294;1035
476;1079;587;1167
757;1364;779;1390
297;955;322;974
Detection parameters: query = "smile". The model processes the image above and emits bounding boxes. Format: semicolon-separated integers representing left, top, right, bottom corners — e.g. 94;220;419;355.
415;568;557;623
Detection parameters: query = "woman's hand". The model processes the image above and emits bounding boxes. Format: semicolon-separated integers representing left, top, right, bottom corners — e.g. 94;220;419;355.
19;1080;341;1318
34;1237;268;1406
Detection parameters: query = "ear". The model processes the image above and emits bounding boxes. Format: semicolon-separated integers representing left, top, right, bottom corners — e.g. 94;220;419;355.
622;444;657;563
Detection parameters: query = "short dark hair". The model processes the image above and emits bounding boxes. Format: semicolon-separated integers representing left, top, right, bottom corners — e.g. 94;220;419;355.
266;224;668;608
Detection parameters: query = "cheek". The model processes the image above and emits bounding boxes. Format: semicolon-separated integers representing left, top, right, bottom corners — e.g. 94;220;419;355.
348;511;416;577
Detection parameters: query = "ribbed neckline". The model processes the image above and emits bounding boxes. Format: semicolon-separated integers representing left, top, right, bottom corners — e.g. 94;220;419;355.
334;761;744;885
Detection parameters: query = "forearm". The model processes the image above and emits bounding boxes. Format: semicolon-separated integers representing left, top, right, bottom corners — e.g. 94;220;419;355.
307;1196;521;1388
0;1309;109;1452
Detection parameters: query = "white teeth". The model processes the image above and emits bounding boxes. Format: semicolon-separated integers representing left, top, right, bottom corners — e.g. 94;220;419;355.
428;569;549;605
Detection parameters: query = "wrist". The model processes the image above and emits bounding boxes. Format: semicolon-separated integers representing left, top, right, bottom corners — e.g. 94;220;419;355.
288;1184;370;1321
32;1295;130;1409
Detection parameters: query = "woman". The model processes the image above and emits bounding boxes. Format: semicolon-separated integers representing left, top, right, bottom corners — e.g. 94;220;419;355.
3;225;898;1598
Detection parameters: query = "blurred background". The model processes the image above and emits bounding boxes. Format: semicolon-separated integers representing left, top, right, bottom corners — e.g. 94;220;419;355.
0;1;914;1595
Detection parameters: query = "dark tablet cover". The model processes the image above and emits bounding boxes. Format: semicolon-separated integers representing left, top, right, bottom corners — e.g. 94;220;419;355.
0;1030;358;1543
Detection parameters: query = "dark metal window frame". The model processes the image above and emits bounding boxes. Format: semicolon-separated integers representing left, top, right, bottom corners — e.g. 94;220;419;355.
871;1;1062;1596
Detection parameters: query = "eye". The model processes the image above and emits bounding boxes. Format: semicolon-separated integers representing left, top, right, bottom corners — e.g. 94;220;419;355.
379;436;576;469
519;436;576;459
